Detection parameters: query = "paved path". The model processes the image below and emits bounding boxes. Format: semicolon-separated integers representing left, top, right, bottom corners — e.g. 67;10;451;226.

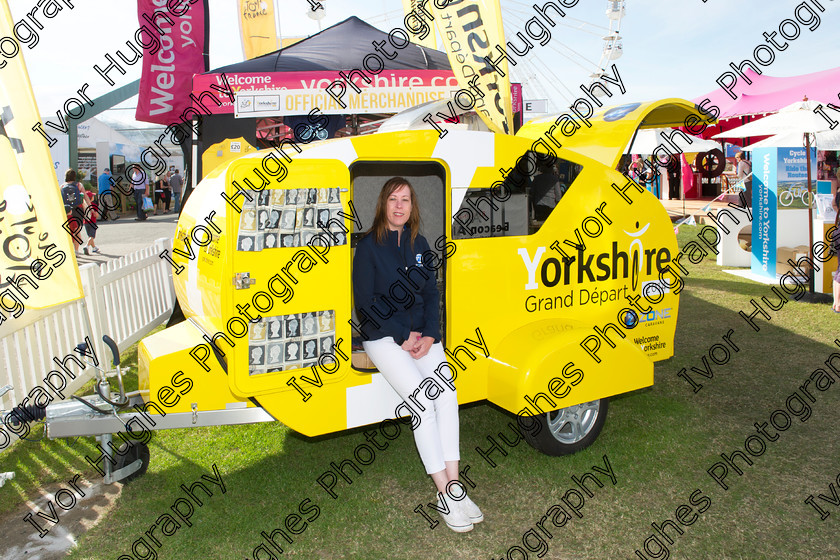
74;211;179;265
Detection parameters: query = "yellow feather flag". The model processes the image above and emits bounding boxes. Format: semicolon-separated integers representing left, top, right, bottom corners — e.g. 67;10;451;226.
430;0;513;135
0;0;83;321
401;0;436;49
239;0;279;60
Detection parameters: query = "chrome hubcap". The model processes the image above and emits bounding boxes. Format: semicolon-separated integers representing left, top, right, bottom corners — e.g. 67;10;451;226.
546;400;600;444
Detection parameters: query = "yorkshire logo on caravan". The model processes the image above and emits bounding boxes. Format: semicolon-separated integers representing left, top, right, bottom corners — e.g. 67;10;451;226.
624;220;650;291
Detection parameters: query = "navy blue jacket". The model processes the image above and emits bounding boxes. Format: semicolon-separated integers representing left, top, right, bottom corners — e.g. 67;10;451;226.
353;226;441;345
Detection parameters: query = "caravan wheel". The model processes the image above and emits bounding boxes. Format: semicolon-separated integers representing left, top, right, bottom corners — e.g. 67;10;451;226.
114;441;150;484
521;398;608;456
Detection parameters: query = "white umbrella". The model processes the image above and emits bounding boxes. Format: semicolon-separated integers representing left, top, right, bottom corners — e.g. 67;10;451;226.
743;128;840;151
711;99;832;139
713;98;832;293
624;128;721;154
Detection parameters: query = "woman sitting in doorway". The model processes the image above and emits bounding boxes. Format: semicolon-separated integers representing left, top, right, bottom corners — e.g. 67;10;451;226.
352;177;483;533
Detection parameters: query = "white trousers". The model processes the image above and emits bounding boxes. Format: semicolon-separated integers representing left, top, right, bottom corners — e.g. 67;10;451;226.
362;337;460;474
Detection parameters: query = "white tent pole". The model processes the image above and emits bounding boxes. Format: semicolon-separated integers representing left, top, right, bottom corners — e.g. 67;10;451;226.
236;1;245;60
275;0;282;49
806;132;815;293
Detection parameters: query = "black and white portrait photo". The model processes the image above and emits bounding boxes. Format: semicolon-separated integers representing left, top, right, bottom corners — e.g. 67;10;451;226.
267;318;283;339
249;346;264;365
320;335;334;355
302;313;318;336
258;189;271;206
269;209;281;229
285;341;300;362
303;339;318;360
285;315;300;338
317;208;331;228
302;207;315;227
238;236;254;252
281;209;296;231
263;232;277;249
267;343;284;365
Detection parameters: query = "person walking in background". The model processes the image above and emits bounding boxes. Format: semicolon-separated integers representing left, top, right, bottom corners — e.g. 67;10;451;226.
97;167;115;221
833;202;840;313
735;151;752;203
61;168;89;255
162;170;172;213
131;167;147;221
152;174;165;215
169;168;183;213
829;155;839;212
81;187;100;254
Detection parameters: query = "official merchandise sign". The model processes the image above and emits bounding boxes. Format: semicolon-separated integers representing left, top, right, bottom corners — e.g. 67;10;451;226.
235;86;460;117
194;70;458;115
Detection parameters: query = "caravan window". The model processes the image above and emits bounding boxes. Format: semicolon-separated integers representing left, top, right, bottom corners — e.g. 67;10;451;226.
452;151;582;239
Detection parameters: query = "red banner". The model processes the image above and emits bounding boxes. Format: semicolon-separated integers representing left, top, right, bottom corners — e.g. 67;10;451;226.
136;0;209;125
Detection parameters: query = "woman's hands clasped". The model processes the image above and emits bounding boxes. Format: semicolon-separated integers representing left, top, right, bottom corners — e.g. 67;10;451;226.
401;332;435;359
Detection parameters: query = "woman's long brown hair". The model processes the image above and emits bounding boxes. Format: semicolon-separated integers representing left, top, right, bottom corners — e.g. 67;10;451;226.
368;177;421;247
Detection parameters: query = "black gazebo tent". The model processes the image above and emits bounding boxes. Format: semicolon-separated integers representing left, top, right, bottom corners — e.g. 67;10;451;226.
192;16;452;180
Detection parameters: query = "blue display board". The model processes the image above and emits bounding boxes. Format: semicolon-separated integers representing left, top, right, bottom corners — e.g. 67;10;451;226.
752;148;778;278
751;147;817;279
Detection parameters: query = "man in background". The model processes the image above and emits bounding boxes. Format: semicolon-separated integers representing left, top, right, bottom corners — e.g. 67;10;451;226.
97;167;115;221
131;167;148;221
169;169;183;213
735;152;752;203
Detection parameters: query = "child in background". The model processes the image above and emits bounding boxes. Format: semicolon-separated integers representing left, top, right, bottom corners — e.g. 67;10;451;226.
82;188;100;254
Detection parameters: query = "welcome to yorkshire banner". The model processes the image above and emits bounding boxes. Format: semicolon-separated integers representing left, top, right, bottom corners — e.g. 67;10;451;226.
239;0;279;60
0;0;84;318
401;0;436;49
135;0;209;125
430;0;513;134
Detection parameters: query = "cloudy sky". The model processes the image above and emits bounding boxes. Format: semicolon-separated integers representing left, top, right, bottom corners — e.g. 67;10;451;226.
9;0;839;129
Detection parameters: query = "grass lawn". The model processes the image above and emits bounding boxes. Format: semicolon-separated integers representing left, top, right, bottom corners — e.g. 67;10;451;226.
2;224;839;559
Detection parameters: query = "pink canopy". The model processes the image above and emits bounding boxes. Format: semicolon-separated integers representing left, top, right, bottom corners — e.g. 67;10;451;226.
689;66;840;141
692;66;840;119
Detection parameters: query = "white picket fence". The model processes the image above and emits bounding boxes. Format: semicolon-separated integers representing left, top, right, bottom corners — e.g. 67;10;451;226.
0;238;176;413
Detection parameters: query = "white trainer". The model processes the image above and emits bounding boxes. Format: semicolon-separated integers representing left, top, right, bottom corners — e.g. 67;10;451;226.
436;493;473;533
458;494;484;524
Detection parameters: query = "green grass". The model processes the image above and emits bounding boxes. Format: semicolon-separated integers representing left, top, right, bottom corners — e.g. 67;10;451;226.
3;224;840;559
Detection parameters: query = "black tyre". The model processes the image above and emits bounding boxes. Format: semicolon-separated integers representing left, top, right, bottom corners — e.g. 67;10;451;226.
694;149;726;178
520;398;608;456
114;440;150;483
